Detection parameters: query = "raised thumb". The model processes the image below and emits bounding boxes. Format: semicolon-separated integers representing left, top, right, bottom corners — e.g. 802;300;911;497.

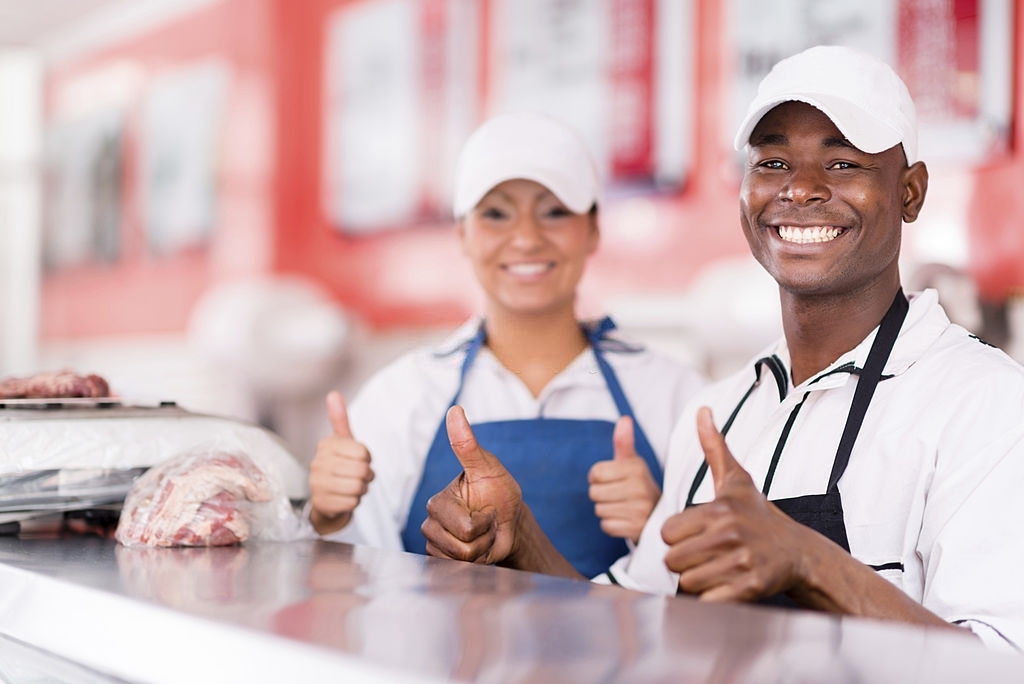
326;390;353;438
446;405;503;479
696;406;745;495
612;415;638;460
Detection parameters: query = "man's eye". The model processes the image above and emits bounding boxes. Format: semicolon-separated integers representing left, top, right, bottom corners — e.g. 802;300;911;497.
761;159;786;170
830;160;857;170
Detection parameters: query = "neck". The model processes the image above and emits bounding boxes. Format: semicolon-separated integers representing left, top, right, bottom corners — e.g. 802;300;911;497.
780;280;901;386
483;307;589;398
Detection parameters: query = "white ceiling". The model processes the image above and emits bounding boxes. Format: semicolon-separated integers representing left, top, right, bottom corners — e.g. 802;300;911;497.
0;0;217;63
0;0;126;47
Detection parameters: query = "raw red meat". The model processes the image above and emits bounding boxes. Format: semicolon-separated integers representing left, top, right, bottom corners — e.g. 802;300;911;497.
0;370;110;399
115;451;274;547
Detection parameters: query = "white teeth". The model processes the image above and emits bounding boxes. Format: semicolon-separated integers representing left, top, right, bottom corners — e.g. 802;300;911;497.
778;225;843;243
506;262;550;276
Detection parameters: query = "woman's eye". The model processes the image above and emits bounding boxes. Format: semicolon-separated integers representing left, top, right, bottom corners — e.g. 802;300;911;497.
543;206;571;218
480;207;507;220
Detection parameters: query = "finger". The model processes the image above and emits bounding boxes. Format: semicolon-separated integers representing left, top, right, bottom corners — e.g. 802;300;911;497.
594;505;647;539
320;469;374;496
423;532;494;564
660;508;709;548
589;476;643;503
598;517;641;539
696;406;748;496
324;456;374;481
326;391;353;438
313;493;362;516
446;405;505;480
683;550;764;602
421;509;497;560
612;415;638;461
663;517;726;574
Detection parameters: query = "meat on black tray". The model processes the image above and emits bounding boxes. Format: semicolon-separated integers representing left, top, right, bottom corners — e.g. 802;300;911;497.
0;370;111;399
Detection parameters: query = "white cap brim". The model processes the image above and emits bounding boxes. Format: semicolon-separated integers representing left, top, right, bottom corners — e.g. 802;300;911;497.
732;45;918;164
452;113;601;217
734;93;906;157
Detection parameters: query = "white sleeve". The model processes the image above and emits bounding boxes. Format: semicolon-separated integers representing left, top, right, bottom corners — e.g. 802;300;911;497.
320;351;452;552
920;417;1024;652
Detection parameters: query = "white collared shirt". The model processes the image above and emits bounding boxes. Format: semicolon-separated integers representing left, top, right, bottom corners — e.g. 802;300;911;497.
606;290;1024;652
325;317;707;553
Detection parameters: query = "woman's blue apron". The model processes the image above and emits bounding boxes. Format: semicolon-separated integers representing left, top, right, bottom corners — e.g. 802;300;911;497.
400;317;662;578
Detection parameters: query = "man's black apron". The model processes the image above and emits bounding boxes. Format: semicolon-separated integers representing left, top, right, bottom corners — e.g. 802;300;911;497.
681;290;909;606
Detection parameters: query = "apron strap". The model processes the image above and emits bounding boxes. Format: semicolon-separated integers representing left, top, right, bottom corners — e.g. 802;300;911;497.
685;355;783;506
685;290;909;505
587;317;662;480
827;289;909;492
448;322;488;407
587;317;635;418
459;317;640;419
452;317;661;476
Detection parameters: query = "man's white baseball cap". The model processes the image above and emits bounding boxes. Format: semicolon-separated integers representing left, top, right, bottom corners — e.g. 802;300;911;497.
733;45;919;164
452;112;601;218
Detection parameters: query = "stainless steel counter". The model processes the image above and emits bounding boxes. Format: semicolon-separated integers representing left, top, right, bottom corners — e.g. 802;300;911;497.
0;534;1021;683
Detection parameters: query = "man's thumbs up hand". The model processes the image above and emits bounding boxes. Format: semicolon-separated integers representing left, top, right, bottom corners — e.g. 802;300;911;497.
421;406;524;565
660;407;802;602
588;416;661;542
698;405;757;497
308;391;375;535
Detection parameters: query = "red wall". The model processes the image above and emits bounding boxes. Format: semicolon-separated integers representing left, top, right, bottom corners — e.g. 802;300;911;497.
41;0;277;339
966;4;1024;302
271;0;746;328
38;0;1024;340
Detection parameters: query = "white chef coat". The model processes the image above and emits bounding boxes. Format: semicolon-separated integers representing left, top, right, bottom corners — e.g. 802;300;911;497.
323;317;707;553
603;290;1024;652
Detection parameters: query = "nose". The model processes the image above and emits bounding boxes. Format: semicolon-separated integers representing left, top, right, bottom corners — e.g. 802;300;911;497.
779;165;831;205
509;215;545;247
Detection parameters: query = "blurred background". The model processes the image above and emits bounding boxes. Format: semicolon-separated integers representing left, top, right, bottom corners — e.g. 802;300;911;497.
1;0;1022;464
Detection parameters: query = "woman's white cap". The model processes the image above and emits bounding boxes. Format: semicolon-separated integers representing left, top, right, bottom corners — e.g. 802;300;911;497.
733;45;919;164
452;112;601;218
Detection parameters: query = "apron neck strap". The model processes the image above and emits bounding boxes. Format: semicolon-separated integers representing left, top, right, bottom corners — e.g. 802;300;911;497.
685;289;910;506
827;288;909;492
449;323;488;407
452;317;633;416
585;317;636;418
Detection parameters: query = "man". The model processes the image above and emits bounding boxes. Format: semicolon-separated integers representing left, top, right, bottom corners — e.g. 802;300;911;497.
420;45;1024;651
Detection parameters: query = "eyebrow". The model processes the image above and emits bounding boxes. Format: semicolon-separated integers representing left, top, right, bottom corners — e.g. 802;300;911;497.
750;133;858;150
484;186;556;204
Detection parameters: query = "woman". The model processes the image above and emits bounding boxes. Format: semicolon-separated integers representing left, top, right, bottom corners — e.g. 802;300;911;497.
308;112;705;577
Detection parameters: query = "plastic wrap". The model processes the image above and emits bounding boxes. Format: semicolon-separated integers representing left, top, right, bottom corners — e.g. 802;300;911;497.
115;446;307;547
0;405;309;500
0;467;146;525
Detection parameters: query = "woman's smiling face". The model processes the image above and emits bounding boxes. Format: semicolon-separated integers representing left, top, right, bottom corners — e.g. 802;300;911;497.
459;178;598;319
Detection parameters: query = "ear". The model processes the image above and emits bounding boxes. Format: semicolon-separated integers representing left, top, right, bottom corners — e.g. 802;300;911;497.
586;210;600;256
456;218;470;256
900;161;929;223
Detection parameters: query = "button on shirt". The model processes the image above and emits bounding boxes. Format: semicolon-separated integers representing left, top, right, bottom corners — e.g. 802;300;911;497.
605;290;1024;652
324;318;707;553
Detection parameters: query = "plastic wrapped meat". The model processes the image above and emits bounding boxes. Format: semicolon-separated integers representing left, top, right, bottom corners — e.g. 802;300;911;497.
0;370;110;399
115;450;274;547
